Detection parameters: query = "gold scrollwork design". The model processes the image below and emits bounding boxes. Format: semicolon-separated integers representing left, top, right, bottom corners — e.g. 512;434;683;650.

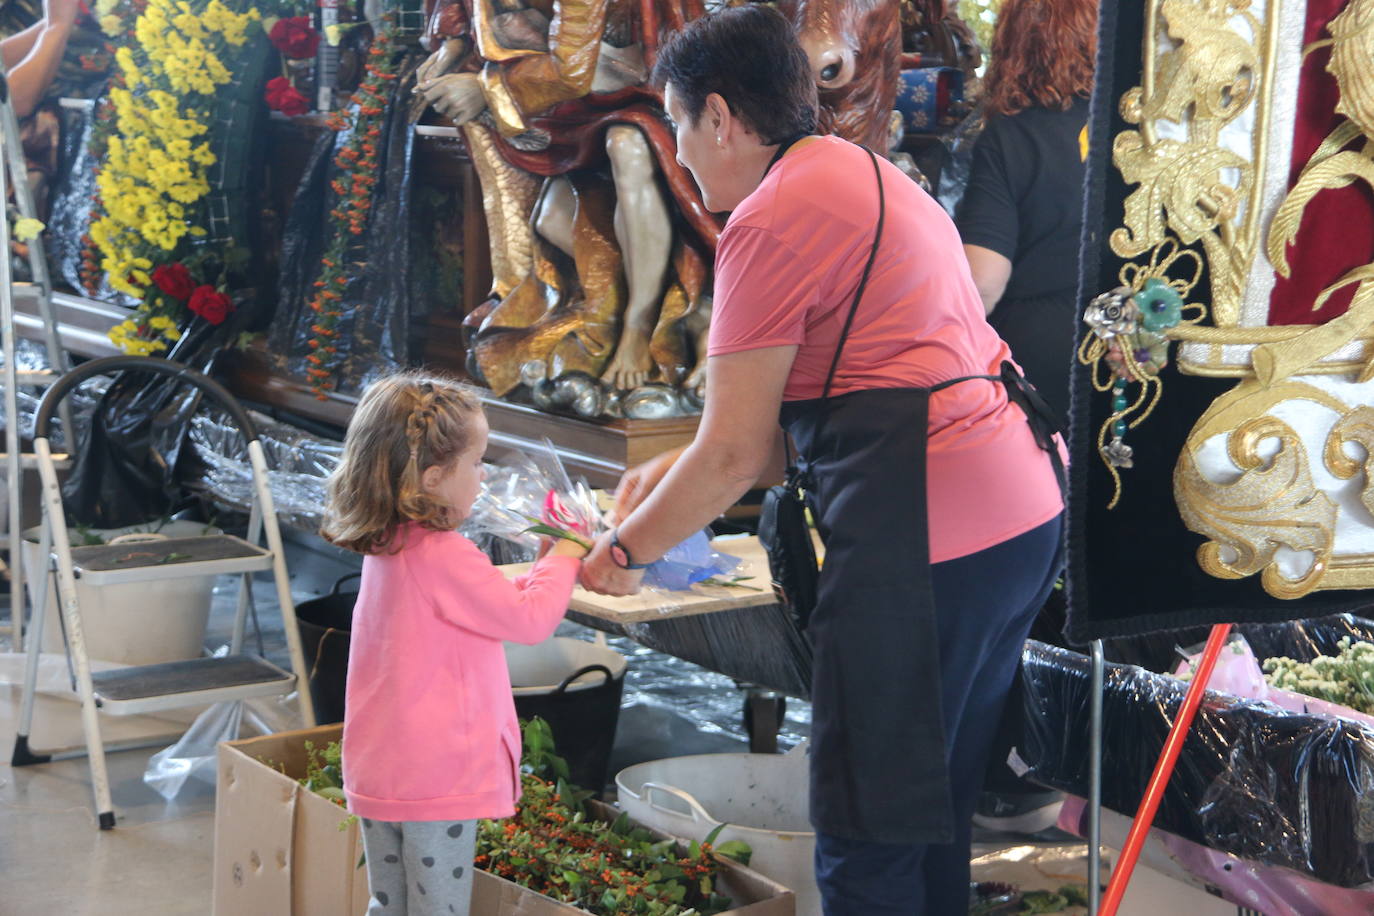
1175;415;1338;599
1110;0;1262;327
1325;405;1374;518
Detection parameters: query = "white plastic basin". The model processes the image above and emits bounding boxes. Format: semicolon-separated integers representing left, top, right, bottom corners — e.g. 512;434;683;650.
616;745;819;916
22;520;222;665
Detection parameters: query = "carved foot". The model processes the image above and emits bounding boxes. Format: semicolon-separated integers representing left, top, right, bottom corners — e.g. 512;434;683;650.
601;329;656;391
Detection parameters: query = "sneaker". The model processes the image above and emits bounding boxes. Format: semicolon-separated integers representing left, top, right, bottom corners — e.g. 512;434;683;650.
971;790;1065;835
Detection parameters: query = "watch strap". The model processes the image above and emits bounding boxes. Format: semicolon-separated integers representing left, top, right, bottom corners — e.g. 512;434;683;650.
609;531;652;570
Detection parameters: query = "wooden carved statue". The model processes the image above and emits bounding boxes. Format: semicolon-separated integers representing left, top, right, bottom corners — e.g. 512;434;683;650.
416;0;908;418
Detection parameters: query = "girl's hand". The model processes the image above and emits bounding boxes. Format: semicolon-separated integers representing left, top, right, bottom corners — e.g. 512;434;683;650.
613;445;687;522
579;530;645;596
548;537;590;560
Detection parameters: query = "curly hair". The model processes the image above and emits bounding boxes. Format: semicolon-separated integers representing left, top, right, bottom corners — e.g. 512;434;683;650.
321;371;483;555
981;0;1098;118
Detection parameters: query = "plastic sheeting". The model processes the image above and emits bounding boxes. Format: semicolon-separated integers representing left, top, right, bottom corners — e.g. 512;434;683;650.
0;338;100;449
187;407;342;531
47;105;115;299
1019;619;1374;889
267;56;424;394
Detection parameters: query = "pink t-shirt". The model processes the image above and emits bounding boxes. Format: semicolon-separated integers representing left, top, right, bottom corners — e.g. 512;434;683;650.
342;525;579;822
708;136;1063;562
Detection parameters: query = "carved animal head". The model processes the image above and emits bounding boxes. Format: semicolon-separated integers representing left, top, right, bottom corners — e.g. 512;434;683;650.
780;0;902;150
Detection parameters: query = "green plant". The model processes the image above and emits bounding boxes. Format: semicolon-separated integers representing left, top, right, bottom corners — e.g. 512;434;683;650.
301;739;347;807
295;719;752;914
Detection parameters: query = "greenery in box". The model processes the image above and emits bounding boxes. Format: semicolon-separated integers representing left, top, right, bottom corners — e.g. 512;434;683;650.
297;719;753;915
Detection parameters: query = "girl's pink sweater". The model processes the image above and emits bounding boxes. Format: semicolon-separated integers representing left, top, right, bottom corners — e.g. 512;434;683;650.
342;524;579;821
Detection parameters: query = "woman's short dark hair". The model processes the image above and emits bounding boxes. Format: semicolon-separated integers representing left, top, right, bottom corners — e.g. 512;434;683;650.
652;5;817;145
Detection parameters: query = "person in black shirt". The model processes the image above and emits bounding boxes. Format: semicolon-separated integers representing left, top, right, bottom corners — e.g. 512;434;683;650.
956;0;1097;426
955;0;1098;837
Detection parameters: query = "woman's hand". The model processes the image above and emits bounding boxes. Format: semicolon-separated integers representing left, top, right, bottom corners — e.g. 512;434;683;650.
579;530;646;597
613;445;686;522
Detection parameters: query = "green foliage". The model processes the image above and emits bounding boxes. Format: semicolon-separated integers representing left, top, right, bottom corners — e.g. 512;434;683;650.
300;739;347;807
475;717;749;915
295;718;753;914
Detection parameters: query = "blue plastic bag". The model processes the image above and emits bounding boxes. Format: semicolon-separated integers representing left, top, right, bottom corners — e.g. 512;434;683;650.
643;530;741;591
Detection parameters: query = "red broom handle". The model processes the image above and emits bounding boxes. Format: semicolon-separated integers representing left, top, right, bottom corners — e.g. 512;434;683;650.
1097;622;1233;916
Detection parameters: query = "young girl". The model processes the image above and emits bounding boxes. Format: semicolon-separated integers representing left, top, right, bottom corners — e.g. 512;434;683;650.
322;372;587;915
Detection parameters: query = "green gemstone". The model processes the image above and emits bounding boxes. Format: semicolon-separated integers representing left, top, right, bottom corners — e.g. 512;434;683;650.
1113;396;1128;412
1113;420;1127;437
1113;380;1126;393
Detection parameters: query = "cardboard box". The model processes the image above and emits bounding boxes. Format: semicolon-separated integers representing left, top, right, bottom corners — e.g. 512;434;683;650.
213;724;369;916
214;725;794;916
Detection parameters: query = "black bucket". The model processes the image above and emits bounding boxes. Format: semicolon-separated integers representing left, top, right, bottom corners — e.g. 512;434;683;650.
508;638;628;795
294;572;359;725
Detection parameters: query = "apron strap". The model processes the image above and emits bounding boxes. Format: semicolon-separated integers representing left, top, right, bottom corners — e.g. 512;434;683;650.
929;363;1068;498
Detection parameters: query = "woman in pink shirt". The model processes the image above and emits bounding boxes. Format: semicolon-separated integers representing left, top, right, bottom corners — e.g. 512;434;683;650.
579;7;1064;914
322;373;586;915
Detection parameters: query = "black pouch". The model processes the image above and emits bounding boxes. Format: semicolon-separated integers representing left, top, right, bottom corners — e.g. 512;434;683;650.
758;465;819;633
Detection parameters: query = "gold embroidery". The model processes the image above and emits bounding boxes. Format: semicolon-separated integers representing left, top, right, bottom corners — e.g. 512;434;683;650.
1175;414;1337;600
1095;0;1374;596
1109;0;1265;327
1324;405;1374;517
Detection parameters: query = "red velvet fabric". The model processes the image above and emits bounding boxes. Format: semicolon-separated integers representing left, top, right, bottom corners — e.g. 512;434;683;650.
1267;0;1374;325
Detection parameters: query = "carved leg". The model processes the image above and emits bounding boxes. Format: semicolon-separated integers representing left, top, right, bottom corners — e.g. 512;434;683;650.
533;176;577;259
461;122;541;302
602;125;671;391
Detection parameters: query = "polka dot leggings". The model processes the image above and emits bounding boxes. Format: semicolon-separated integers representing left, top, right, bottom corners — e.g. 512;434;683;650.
361;817;476;915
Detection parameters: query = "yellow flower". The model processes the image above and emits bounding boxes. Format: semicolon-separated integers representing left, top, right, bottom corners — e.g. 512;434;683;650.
100;13;123;36
12;218;44;242
95;0;120;14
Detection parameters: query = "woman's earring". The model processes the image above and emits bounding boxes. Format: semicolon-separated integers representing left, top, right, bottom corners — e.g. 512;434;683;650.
716;136;723;147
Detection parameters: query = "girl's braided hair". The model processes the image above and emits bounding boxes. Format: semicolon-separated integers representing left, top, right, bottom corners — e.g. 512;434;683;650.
322;371;482;554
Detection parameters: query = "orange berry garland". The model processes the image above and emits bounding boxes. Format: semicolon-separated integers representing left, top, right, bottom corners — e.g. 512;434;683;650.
302;17;401;399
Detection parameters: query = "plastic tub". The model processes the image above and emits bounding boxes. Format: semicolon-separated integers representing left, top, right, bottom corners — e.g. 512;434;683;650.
507;637;628;794
22;520;222;665
616;745;819;916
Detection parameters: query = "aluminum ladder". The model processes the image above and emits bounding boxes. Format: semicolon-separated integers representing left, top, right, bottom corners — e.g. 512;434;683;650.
9;356;317;828
0;58;75;649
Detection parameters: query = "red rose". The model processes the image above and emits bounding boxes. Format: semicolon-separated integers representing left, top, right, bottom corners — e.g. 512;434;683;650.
265;76;310;117
187;285;233;325
151;263;195;300
268;16;320;60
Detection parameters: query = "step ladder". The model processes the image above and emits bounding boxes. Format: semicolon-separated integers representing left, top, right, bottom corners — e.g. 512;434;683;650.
9;356;317;829
0;58;75;648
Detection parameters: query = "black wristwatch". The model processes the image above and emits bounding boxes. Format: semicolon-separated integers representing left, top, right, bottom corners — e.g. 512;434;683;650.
609;530;652;570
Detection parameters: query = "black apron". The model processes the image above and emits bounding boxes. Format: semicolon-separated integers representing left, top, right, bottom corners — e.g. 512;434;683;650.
783;366;1064;844
766;138;1068;844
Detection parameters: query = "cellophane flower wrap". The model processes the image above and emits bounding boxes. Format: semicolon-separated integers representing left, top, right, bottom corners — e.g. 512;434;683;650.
463;442;743;596
463;441;603;551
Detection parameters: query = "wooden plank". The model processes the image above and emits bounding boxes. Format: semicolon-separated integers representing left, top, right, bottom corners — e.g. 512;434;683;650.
502;535;784;624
